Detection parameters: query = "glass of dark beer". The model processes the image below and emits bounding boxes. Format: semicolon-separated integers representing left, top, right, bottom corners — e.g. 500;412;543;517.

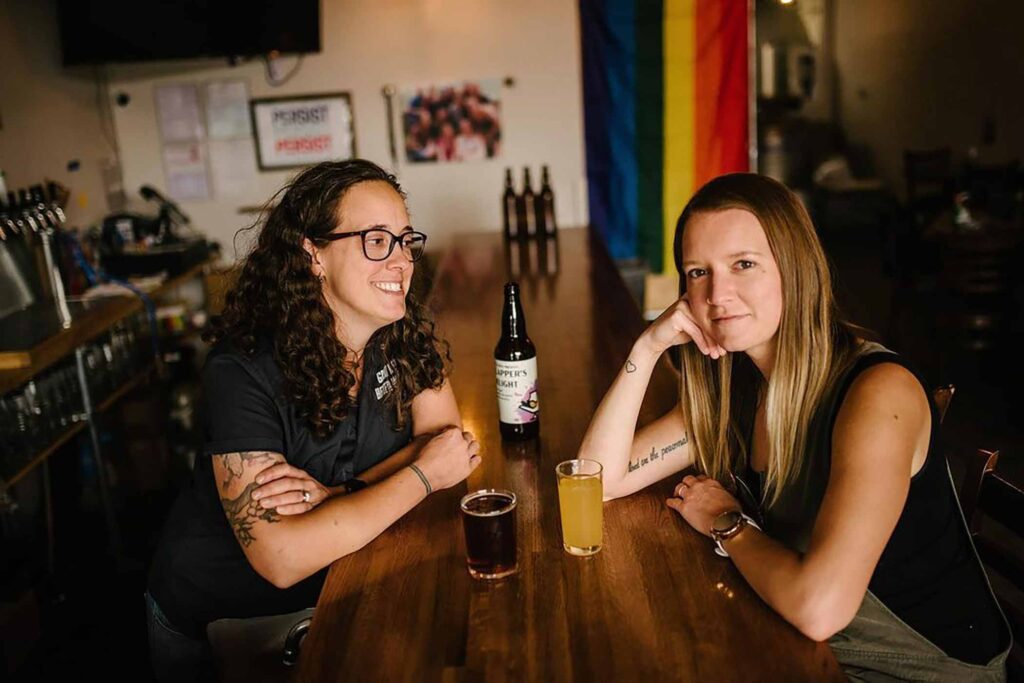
460;489;518;580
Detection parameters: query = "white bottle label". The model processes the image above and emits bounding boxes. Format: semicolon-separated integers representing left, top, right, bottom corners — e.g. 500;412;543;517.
495;357;539;424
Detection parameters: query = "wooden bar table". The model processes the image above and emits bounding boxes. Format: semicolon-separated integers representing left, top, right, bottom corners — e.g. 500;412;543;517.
297;227;844;682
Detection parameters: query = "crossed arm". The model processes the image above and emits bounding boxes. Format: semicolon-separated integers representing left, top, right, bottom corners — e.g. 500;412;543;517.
213;379;462;589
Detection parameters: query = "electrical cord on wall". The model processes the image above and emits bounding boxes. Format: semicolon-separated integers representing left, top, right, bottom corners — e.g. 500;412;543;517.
94;64;120;160
263;53;305;87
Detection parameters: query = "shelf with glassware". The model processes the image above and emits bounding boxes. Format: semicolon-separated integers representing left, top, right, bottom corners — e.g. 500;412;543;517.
0;257;217;386
0;260;224;489
0;311;154;491
0;254;221;488
0;175;224;581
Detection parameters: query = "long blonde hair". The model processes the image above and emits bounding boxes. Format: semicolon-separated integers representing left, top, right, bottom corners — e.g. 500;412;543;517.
672;174;857;507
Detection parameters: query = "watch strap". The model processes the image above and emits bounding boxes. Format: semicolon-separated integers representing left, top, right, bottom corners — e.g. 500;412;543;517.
713;512;761;558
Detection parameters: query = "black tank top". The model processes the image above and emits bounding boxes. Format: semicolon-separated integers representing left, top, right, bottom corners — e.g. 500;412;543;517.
737;345;1008;664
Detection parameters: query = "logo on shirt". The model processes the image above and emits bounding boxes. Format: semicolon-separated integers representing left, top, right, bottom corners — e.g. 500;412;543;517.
374;360;398;400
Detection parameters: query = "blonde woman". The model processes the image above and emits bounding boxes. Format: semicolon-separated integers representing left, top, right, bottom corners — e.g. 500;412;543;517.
579;174;1010;681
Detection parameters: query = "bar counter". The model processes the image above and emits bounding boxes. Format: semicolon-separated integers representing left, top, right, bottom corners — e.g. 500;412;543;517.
297;227;844;682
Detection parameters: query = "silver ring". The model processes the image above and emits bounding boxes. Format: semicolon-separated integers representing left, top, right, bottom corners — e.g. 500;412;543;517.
302;490;311;503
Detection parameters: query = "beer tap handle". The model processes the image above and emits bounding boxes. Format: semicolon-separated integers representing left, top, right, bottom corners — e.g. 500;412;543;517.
22;211;40;234
39;226;73;329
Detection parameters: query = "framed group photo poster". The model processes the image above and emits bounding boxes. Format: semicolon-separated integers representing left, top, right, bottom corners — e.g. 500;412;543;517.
250;92;356;170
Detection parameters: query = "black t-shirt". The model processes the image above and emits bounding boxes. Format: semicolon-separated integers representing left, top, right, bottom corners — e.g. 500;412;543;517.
147;338;412;638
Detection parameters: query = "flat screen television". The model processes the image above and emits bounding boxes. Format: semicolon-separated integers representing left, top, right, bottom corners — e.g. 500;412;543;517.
56;0;321;66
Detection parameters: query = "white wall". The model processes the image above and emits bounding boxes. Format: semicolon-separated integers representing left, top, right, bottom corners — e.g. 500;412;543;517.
0;0;116;226
107;0;588;261
835;0;1024;197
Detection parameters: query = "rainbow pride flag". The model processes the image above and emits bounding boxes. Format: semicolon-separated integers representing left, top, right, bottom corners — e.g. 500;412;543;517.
581;0;750;272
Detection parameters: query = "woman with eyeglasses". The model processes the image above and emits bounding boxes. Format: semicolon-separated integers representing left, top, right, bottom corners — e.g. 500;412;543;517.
578;174;1009;681
145;159;481;681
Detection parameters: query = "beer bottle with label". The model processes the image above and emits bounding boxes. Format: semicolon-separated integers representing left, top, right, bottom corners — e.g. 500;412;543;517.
502;168;518;240
494;282;539;440
517;167;537;238
538;165;557;237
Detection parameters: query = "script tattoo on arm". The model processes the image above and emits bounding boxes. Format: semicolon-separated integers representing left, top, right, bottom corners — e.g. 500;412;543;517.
220;481;281;547
626;436;689;473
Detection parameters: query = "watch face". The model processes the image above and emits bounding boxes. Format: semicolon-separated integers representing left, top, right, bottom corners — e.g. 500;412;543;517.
713;510;743;533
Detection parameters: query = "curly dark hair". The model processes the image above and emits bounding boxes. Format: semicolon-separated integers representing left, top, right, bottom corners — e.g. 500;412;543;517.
206;159;450;438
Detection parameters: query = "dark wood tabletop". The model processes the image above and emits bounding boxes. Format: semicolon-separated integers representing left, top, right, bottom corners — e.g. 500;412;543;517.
296;227;843;682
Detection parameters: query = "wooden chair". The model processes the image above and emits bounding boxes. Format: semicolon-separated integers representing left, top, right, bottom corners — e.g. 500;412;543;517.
962;160;1023;221
207;607;313;683
956;448;1024;678
904;148;954;230
932;384;954;424
933;385;1021;674
888;149;954;288
938;229;1023;350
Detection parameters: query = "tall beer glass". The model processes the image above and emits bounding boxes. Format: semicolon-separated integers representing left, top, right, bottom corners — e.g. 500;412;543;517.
556;459;603;556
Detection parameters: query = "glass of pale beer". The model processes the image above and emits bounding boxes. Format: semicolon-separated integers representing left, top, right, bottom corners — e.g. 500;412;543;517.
555;459;603;556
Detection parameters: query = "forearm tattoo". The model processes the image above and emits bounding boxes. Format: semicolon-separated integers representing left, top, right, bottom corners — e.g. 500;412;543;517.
627;436;688;473
219;451;278;488
625;359;637;373
221;481;280;547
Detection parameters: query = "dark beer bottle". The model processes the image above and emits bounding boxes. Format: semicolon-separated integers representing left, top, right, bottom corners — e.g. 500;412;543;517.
517;167;537;238
539;165;557;237
494;282;539;440
502;168;518;240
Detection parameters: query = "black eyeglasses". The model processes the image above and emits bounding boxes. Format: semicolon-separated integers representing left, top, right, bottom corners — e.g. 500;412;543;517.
320;228;428;262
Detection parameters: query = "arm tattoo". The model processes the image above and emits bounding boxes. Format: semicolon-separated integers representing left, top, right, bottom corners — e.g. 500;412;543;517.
625;359;637;373
221;481;280;547
627;436;688;473
219;451;278;489
214;452;282;546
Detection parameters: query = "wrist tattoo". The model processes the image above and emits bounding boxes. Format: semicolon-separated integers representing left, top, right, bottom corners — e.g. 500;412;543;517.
627;436;688;473
625;359;637;374
222;481;280;547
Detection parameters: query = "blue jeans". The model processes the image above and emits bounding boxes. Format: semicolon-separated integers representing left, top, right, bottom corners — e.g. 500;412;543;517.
144;591;215;683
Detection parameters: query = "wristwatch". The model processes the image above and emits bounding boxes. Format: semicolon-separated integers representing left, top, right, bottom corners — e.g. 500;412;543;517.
710;509;760;558
342;478;368;494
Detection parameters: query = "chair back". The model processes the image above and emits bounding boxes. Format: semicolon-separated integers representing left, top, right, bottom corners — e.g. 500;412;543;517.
932;385;954;424
963;160;1023;220
941;230;1021;297
207;608;314;683
938;230;1023;349
904;148;954;228
955;448;1024;678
